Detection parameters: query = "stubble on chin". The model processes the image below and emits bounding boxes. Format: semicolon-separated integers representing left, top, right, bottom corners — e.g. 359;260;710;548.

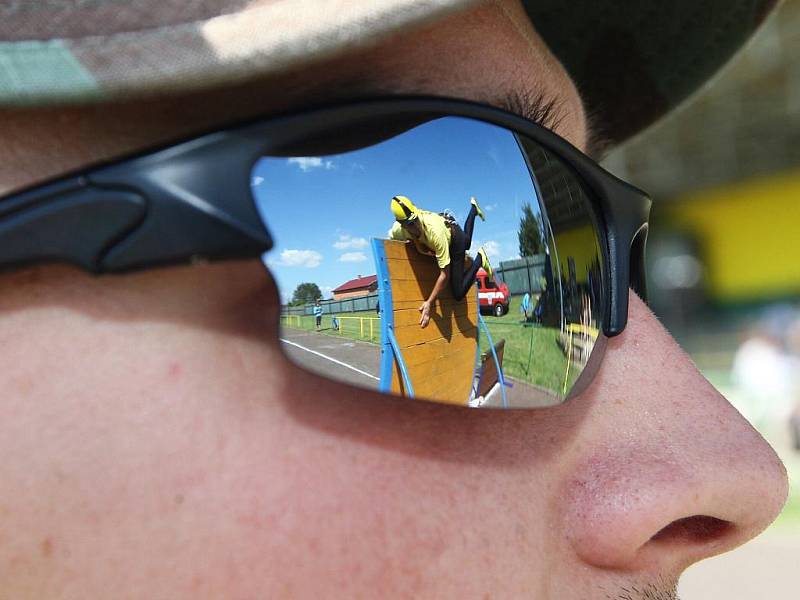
600;575;679;600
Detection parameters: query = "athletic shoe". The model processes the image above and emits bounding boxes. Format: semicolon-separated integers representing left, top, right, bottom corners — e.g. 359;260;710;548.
478;247;493;280
470;196;486;221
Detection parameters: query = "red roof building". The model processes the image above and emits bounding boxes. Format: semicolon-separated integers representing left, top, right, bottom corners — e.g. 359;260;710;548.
332;274;378;299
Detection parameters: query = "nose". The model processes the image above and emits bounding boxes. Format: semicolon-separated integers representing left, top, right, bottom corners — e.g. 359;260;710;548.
564;293;788;572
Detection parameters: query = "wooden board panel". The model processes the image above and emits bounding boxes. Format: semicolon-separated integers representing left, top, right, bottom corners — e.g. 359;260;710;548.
398;342;475;368
393;337;475;367
382;239;478;405
392;298;474;311
390;279;437;303
392;302;471;328
392;348;475;405
383;240;437;262
394;320;478;346
396;345;478;375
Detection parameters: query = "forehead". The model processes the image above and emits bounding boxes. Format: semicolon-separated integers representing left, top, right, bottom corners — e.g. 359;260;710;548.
345;0;588;150
0;1;586;196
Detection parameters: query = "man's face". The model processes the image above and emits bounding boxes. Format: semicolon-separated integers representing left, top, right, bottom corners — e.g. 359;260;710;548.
0;1;787;598
401;218;422;238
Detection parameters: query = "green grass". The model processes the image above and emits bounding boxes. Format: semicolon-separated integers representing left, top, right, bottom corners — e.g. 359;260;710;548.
479;296;575;393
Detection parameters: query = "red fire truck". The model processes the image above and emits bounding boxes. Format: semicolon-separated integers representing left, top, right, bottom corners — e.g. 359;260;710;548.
475;268;510;316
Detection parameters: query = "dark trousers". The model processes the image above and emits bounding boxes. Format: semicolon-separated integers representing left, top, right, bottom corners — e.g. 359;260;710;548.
449;205;483;300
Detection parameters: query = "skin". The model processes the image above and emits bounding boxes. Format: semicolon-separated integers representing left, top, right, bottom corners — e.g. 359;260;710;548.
419;274;446;328
0;1;788;598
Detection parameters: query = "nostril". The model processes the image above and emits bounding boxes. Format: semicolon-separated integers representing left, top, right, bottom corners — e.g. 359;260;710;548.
650;515;733;545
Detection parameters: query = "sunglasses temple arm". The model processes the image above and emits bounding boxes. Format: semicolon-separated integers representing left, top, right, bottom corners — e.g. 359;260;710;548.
0;177;148;274
0;166;273;274
629;224;649;302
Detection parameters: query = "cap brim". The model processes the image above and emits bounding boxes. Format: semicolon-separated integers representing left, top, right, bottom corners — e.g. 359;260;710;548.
0;0;472;106
525;0;778;147
0;0;779;146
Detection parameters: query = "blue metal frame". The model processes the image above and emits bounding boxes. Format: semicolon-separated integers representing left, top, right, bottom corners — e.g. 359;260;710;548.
471;285;483;401
387;327;414;398
372;238;415;398
477;313;508;408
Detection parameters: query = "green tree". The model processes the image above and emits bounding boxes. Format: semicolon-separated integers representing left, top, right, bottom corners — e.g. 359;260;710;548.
290;282;323;306
518;203;545;256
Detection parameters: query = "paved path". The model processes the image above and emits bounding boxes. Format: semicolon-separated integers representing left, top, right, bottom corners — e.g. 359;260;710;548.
281;327;565;408
280;329;381;390
477;376;563;409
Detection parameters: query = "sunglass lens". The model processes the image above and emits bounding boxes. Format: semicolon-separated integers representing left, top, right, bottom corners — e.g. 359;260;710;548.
250;115;605;407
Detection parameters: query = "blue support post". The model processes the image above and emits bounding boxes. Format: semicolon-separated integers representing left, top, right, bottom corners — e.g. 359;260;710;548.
372;238;415;398
471;286;482;401
478;313;508;408
387;327;414;398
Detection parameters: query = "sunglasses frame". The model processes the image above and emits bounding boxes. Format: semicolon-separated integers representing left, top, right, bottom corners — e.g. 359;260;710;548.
0;97;650;337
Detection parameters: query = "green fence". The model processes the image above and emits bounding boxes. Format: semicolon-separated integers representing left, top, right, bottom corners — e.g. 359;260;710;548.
497;255;546;295
282;293;380;317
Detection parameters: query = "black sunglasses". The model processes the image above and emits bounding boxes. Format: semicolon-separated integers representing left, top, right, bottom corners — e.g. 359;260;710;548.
0;97;650;408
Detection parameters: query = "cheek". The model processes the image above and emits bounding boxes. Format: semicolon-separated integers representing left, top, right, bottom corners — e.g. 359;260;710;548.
573;294;730;440
0;292;288;594
207;364;578;596
0;311;567;597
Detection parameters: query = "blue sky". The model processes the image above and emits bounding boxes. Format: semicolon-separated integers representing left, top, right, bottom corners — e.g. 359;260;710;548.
251;116;543;302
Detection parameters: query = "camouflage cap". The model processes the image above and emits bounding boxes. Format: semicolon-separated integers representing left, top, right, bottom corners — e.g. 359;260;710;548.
0;0;780;145
0;0;476;105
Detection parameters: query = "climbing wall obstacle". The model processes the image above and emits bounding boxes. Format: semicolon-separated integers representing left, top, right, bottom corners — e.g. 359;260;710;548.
373;238;480;405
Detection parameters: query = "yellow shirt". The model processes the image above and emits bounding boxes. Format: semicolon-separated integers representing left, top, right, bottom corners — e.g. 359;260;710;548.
388;211;452;269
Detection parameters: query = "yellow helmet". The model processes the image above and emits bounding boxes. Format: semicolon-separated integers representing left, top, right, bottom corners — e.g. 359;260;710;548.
390;195;419;222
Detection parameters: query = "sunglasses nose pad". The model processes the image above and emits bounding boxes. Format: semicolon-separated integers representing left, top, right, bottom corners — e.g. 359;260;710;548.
630;225;649;302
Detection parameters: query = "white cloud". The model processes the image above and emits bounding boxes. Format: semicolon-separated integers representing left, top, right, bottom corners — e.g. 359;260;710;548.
333;234;368;250
484;240;501;257
474;240;502;263
277;249;323;268
339;252;367;263
485;203;498;212
251;175;264;186
288;157;335;172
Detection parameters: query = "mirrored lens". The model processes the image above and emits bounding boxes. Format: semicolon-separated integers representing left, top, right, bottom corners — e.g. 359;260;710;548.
250;116;604;408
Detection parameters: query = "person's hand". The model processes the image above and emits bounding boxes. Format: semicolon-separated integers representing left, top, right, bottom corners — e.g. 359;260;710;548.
419;301;432;328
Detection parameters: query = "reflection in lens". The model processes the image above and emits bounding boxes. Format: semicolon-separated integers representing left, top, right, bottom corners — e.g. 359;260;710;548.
251;116;603;408
516;136;604;400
